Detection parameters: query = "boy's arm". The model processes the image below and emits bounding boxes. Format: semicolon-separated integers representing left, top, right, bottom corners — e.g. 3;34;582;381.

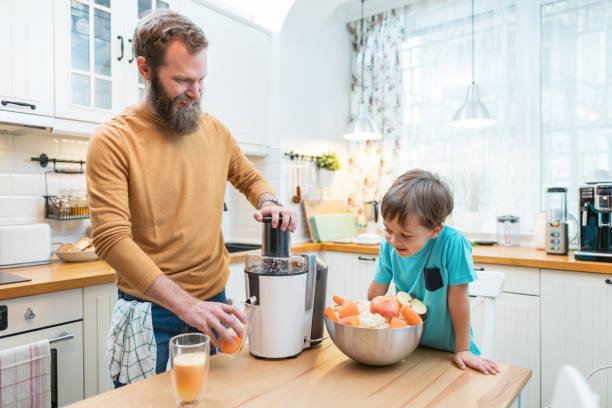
448;284;499;375
368;281;390;300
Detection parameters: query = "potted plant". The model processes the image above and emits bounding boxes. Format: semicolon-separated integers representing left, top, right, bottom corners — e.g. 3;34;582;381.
317;152;341;188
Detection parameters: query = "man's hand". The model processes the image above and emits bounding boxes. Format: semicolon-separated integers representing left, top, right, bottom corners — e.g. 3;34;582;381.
253;204;297;233
182;299;247;348
453;350;500;375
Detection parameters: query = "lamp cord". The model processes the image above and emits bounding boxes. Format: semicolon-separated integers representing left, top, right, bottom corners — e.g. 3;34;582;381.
471;0;475;85
360;0;366;105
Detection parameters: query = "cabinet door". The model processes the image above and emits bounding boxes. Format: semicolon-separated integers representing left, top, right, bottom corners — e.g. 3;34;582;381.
83;283;118;398
541;269;612;408
121;0;181;106
471;292;540;408
0;0;54;116
54;0;125;123
319;251;378;305
180;0;271;145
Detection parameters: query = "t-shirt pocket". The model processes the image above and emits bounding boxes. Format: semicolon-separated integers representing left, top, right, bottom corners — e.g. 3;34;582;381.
424;267;443;292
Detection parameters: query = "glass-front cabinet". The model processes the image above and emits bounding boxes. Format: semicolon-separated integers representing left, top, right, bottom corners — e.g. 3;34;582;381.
54;0;179;124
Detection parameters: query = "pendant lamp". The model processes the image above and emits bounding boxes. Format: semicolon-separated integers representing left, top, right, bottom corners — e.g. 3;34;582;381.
451;0;497;128
344;0;381;141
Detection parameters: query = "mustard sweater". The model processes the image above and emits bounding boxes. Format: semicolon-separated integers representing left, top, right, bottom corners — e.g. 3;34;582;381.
86;104;274;300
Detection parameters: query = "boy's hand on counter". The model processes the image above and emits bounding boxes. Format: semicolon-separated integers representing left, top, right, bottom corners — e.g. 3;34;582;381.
453;350;500;375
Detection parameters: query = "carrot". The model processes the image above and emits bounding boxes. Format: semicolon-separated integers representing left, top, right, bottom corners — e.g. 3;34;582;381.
333;295;346;306
338;316;360;327
337;302;359;319
400;305;423;326
324;306;338;322
389;317;407;328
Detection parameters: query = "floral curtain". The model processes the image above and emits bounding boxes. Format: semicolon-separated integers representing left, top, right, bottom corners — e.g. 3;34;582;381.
346;9;405;227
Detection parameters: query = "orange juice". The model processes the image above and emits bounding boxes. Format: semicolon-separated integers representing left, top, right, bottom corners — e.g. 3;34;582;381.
172;352;207;402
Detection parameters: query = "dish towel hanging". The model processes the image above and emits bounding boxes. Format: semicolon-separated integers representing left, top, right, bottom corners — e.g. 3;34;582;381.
0;339;52;408
107;298;157;385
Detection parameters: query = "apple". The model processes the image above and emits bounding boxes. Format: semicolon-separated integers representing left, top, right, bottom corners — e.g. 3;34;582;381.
396;291;412;307
370;296;400;319
409;298;427;319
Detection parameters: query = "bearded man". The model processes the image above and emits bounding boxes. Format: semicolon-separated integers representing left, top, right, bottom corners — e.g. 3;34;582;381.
86;9;296;387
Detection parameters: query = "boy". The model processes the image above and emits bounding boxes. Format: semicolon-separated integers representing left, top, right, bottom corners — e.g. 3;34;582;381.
368;169;499;375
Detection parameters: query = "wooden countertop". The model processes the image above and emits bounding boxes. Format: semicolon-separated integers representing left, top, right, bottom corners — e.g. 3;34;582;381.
68;342;531;408
2;242;609;301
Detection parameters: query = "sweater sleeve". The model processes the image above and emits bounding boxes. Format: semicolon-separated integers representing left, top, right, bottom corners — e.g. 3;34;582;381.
213;117;276;207
86;124;162;296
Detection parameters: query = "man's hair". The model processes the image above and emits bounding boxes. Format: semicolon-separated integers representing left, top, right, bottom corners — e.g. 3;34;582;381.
381;169;454;229
133;9;208;72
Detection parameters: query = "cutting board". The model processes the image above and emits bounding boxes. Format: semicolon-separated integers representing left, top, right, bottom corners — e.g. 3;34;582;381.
310;213;358;242
302;200;348;242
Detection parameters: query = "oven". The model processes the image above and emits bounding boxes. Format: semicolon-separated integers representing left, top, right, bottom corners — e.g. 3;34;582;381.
0;289;84;407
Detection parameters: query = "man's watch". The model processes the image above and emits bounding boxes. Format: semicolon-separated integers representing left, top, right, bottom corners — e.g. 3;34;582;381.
259;196;281;208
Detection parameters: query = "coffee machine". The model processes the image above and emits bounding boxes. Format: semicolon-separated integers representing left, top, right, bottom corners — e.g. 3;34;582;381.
575;184;612;262
545;187;569;255
245;216;328;358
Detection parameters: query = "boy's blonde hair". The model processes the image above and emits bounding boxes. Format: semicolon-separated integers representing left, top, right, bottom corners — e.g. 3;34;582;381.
381;169;453;229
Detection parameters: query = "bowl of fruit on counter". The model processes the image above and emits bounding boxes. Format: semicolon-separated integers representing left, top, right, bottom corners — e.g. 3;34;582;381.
323;292;427;366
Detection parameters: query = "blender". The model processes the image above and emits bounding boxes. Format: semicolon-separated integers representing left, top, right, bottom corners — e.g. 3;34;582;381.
245;216;328;358
545;187;570;255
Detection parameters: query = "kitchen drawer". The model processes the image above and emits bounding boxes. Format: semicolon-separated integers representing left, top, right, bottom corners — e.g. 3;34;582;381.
473;263;540;296
0;288;82;336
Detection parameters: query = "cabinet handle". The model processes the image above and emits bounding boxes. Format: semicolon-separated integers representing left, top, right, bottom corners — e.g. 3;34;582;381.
475;267;485;271
117;35;124;61
1;100;36;110
605;279;612;285
128;38;134;63
24;307;35;320
49;332;74;344
357;256;376;262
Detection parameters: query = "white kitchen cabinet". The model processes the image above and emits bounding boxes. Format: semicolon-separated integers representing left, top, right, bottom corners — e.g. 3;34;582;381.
541;269;612;408
318;251;379;306
0;0;54;117
54;0;181;124
473;263;540;408
83;282;118;398
180;0;272;146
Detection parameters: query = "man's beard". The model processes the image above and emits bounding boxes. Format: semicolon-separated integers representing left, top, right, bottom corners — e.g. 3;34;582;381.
148;71;201;136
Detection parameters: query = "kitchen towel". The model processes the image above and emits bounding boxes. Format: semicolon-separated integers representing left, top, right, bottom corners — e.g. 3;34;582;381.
0;339;51;408
107;299;157;385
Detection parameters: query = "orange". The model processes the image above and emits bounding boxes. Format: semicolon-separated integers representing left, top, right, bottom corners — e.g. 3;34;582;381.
338;316;359;326
400;305;422;326
389;317;407;328
172;352;207;402
332;295;345;306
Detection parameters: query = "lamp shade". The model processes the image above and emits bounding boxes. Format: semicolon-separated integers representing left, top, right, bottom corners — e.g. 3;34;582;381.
451;83;497;128
344;103;381;140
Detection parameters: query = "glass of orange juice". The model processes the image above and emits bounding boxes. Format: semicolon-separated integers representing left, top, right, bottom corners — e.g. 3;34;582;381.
170;333;210;407
219;301;254;358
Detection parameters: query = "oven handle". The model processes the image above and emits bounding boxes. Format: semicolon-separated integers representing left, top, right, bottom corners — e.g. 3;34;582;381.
49;332;74;344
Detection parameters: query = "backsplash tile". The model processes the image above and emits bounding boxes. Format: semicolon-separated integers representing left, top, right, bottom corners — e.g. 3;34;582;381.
10;174;44;196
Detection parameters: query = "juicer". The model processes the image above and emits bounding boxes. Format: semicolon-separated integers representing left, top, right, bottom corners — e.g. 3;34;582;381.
245;216;328;358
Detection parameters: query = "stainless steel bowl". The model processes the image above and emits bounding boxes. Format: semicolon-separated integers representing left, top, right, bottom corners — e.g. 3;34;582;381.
324;316;424;366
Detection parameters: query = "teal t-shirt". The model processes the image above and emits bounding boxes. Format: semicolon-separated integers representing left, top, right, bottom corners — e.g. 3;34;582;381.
374;225;480;355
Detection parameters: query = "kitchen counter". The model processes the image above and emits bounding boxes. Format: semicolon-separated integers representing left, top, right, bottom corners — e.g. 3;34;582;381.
1;243;609;301
68;342;530;408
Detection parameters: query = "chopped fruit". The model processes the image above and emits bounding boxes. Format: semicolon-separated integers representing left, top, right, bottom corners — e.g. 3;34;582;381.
333;295;345;306
338;316;360;327
370;296;400;319
409;298;428;318
400;305;423;326
396;291;412;306
337;302;359;319
324;306;338;322
389;317;408;328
